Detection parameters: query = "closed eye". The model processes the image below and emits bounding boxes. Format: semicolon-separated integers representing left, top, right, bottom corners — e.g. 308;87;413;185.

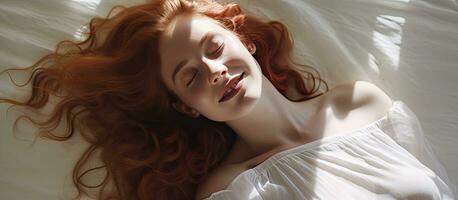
186;43;224;87
212;43;224;56
186;71;197;87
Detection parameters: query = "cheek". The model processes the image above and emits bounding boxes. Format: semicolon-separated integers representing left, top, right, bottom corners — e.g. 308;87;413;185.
225;41;253;63
226;40;243;55
184;86;209;107
193;88;207;100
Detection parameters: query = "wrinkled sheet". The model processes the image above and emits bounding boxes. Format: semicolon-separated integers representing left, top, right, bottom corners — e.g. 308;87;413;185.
1;0;457;199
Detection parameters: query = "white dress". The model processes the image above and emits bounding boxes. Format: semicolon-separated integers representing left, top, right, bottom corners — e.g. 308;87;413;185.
204;101;457;200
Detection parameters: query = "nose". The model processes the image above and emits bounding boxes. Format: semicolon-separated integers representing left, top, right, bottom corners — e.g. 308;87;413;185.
205;60;228;85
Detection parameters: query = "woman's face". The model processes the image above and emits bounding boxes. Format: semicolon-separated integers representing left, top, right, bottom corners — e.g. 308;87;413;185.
159;14;262;121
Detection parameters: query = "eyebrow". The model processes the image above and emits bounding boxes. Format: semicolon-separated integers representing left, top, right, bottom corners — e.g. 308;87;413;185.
172;32;211;85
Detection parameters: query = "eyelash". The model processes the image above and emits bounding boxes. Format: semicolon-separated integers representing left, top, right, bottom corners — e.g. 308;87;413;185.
186;70;197;86
186;43;224;87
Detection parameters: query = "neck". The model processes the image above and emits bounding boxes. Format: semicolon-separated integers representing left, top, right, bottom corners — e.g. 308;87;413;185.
226;75;324;156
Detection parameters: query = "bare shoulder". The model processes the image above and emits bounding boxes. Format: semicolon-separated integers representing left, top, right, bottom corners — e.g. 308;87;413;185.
334;80;392;101
327;80;393;120
352;80;393;107
195;162;248;200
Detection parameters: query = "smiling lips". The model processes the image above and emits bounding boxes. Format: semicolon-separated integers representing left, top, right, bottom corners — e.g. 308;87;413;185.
219;72;245;103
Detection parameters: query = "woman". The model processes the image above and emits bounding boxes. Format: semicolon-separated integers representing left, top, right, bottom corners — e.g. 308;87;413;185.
0;0;455;200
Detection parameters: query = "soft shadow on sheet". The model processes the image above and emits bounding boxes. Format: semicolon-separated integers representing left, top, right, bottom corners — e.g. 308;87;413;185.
1;0;457;199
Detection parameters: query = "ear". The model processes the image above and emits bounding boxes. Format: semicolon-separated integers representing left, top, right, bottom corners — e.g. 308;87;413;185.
247;42;256;54
172;102;200;118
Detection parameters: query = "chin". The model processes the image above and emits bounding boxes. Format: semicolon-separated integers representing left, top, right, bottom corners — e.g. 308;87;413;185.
228;87;261;121
206;99;257;122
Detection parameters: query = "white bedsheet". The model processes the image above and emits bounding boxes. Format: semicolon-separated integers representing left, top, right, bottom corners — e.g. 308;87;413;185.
1;0;457;199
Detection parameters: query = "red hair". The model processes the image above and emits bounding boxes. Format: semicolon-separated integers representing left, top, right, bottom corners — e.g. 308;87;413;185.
0;0;328;199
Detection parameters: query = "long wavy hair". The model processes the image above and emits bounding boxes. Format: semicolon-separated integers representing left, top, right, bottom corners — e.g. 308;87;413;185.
0;0;328;199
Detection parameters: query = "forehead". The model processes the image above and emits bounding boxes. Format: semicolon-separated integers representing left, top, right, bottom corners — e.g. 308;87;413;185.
161;14;223;47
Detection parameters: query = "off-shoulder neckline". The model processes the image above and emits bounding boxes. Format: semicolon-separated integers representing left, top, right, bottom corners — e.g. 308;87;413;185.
205;100;403;199
252;100;401;170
